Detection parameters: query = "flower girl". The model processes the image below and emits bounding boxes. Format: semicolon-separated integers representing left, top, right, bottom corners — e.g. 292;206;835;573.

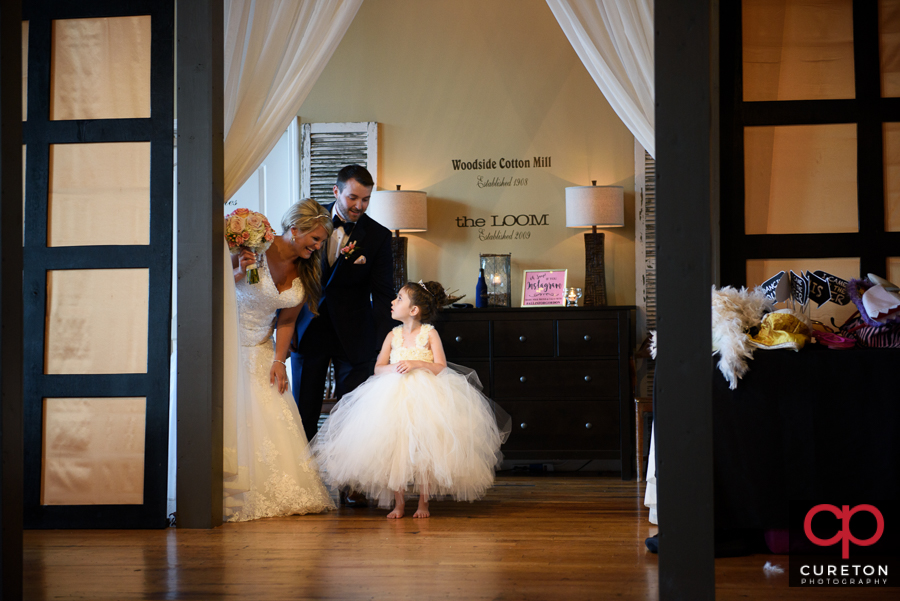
311;281;509;518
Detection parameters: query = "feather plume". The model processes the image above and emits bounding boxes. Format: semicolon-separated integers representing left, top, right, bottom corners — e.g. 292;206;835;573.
712;286;773;389
763;562;784;575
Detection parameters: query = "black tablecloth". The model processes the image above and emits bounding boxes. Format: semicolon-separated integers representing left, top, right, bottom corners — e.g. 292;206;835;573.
713;344;900;530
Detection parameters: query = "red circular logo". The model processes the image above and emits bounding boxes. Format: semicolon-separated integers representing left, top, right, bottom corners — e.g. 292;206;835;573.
804;504;884;559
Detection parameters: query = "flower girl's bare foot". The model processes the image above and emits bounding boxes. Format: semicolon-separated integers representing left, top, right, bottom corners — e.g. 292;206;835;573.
387;491;405;519
413;497;430;519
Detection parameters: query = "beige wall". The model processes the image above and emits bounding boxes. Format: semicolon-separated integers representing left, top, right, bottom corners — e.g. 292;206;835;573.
297;0;636;306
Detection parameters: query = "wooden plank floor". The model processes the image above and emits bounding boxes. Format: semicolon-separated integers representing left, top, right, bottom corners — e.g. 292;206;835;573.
26;475;653;600
23;475;895;600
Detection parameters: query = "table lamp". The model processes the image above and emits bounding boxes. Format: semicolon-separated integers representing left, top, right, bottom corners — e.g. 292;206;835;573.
368;185;428;292
565;182;624;306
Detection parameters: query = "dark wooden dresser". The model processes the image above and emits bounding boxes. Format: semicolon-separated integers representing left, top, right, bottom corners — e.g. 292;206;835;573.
436;306;636;479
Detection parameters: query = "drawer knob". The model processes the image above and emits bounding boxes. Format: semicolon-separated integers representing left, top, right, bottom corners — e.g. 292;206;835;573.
455;336;463;343
584;334;592;342
585;423;593;429
584;375;592;382
519;335;527;342
520;422;528;429
519;376;526;383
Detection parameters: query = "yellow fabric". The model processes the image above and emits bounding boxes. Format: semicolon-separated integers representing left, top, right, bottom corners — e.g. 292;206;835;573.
744;124;858;235
747;312;811;351
41;397;146;505
743;0;855;102
48;142;151;247
50;16;151;120
44;269;149;375
389;324;435;363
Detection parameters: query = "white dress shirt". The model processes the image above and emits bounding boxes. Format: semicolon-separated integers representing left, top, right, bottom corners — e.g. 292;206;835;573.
329;206;349;266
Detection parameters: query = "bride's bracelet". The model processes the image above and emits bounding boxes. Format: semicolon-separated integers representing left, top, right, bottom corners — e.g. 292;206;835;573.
272;359;287;367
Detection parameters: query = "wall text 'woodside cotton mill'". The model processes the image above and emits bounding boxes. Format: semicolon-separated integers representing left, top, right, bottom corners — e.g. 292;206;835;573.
450;156;552;170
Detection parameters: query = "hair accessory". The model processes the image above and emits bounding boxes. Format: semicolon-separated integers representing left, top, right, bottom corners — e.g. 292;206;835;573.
292;213;330;231
417;280;435;297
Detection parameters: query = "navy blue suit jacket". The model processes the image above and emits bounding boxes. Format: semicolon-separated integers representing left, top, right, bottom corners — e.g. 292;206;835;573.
292;203;395;364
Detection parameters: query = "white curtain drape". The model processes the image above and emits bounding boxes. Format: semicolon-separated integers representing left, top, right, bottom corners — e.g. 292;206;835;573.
223;0;364;199
169;0;363;519
546;0;655;158
221;0;362;505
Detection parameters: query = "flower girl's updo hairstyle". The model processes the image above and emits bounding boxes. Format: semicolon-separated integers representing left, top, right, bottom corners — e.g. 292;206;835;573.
403;281;449;324
281;198;333;317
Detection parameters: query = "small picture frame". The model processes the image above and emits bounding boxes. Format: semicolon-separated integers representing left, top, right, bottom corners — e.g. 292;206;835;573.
521;269;568;307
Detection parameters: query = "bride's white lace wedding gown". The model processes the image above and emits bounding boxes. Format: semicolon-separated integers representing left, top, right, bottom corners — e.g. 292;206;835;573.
223;256;334;522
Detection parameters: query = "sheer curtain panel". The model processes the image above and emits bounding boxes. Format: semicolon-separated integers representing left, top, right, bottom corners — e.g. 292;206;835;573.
546;0;655;157
223;0;364;199
215;0;362;514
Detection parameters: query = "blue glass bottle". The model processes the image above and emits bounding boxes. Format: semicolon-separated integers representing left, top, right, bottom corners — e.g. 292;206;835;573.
475;268;488;308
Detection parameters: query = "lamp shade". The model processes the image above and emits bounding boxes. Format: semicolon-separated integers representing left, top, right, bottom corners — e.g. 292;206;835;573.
368;189;428;232
565;185;625;228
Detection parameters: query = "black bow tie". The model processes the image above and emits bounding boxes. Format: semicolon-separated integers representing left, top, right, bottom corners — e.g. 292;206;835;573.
333;214;356;233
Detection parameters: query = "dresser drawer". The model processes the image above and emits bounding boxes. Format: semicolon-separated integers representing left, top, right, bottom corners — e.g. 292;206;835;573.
448;360;491;397
558;319;618;357
439;320;489;358
493;360;619;399
501;400;619;451
493;320;554;357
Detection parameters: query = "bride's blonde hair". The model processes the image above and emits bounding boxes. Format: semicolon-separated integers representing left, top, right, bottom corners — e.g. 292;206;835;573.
281;199;333;316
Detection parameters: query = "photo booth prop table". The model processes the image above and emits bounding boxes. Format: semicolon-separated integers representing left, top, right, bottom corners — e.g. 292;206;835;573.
713;344;900;530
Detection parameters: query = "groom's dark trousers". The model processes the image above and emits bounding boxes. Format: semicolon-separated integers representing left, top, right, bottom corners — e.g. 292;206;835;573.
291;207;395;442
291;302;378;442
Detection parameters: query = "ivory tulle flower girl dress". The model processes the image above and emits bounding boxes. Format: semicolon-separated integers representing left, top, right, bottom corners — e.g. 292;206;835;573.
311;281;509;518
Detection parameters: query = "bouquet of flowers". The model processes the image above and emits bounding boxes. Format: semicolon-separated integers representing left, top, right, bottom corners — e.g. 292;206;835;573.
225;208;276;284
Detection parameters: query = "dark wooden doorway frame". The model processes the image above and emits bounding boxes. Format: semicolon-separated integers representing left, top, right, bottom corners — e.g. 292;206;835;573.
1;0;25;595
22;0;174;529
656;0;718;598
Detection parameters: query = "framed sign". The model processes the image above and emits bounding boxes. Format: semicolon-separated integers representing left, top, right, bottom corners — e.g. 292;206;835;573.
521;269;568;307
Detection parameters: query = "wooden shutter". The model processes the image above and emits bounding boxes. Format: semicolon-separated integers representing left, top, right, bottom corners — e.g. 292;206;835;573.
300;121;378;202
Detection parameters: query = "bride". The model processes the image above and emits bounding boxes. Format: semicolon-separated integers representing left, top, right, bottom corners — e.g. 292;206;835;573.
224;198;335;521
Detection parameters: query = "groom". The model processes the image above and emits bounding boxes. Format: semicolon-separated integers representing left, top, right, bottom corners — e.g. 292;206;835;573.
291;164;395;444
